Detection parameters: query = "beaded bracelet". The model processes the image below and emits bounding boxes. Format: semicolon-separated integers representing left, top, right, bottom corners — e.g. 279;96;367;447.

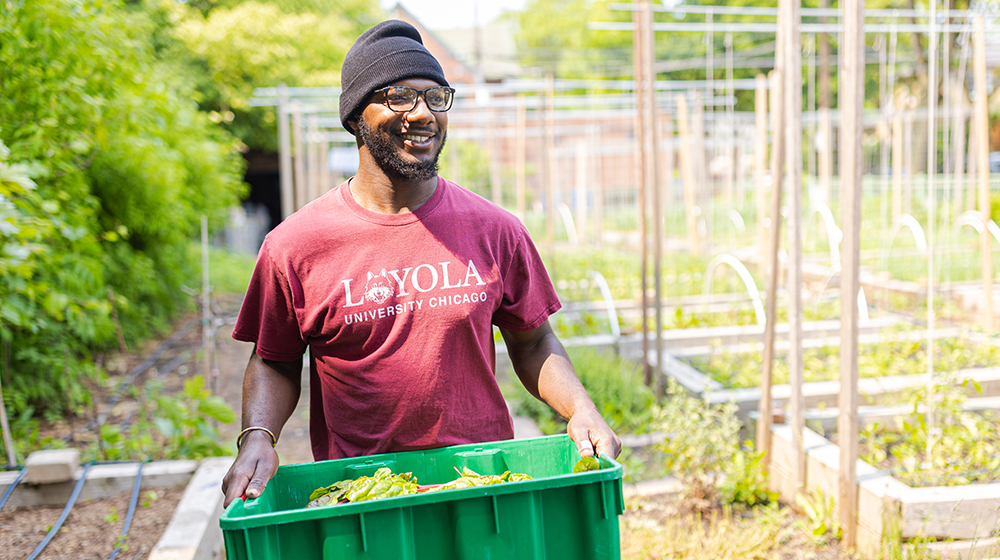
236;426;277;450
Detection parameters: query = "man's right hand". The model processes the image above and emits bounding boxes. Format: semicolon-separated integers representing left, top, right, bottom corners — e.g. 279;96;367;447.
222;431;280;508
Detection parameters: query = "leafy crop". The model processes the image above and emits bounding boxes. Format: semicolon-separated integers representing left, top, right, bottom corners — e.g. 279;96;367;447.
691;328;1000;389
859;374;1000;487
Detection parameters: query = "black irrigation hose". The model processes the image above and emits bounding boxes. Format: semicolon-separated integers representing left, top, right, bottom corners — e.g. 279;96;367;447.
26;462;92;560
0;467;26;512
108;462;144;560
90;319;198;431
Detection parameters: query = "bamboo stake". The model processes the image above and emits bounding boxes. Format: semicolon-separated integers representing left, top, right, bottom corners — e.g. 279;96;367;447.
488;109;503;207
953;81;966;212
974;17;993;330
545;76;556;251
319;137;331;194
633;2;651;385
643;1;664;394
278;84;294;220
592;123;604;244
516;96;527;222
201;215;212;390
758;32;784;473
925;0;939;469
0;341;15;467
839;0;865;546
307;117;320;203
904;111;915;215
576;142;588;243
661;113;675;209
677;94;700;257
893;115;904;219
756;74;768;255
782;0;805;493
291;102;306;212
818;108;833;208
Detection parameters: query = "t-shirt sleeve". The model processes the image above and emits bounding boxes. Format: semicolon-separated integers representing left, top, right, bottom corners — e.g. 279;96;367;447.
232;237;307;362
492;225;562;331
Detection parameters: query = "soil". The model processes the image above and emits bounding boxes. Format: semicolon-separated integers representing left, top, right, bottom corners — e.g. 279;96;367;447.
3;294;315;559
0;487;183;560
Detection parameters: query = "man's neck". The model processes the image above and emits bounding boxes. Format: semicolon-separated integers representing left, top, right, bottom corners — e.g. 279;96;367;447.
350;161;438;215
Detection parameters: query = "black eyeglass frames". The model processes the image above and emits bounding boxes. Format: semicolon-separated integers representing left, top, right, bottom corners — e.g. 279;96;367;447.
373;85;456;113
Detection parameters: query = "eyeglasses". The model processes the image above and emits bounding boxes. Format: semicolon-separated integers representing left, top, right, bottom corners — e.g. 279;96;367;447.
373;85;456;113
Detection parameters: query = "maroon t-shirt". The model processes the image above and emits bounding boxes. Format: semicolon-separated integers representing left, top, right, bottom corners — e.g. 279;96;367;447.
233;177;561;460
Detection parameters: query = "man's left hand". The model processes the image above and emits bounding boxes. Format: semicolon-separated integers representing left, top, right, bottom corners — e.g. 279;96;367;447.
567;407;622;459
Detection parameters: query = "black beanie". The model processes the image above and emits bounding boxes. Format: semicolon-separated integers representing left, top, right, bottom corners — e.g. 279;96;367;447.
340;20;449;134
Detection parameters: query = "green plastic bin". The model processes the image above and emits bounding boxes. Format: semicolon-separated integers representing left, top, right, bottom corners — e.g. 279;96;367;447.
220;434;624;560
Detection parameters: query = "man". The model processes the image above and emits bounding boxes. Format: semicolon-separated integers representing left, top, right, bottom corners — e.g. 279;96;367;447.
222;20;621;507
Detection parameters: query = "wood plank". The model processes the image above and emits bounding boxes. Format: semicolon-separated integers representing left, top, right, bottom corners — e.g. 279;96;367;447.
838;0;865;545
758;17;785;473
782;0;805;493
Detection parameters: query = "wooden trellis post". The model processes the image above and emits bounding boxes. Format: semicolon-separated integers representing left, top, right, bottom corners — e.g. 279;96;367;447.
953;80;966;212
291;102;306;212
781;0;805;492
758;33;785;472
893;115;904;219
838;0;864;546
277;84;294;220
974;16;994;330
756;74;768;256
515;96;527;222
676;93;700;257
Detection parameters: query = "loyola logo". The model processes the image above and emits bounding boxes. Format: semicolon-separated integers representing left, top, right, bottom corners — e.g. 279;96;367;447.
342;261;487;308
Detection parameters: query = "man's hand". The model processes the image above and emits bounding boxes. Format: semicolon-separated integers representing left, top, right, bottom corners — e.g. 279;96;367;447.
567;406;622;459
222;432;280;508
221;351;302;508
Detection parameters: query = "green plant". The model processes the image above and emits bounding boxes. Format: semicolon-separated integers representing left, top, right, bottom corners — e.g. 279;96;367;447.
153;375;238;459
104;507;121;524
792;489;840;545
89;375;236;461
504;347;656;436
655;379;776;509
860;373;1000;487
0;0;246;419
142;490;159;508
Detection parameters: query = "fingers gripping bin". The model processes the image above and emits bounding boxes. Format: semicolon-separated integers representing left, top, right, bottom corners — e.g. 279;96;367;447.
220;435;624;560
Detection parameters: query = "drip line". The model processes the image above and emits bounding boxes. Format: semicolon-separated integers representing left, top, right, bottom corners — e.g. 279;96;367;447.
0;467;26;511
108;462;145;560
26;462;92;560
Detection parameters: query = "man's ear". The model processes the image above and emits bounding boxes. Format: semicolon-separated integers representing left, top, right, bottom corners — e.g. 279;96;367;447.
346;118;358;133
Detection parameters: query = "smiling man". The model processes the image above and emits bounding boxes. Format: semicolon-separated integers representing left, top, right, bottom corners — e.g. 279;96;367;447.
222;20;621;507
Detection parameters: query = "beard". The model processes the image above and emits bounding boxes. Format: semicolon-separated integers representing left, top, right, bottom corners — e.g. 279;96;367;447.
357;117;446;182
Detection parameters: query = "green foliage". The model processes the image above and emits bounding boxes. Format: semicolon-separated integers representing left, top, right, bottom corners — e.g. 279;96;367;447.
655;380;776;508
515;0;631;79
92;375;237;461
792;489;840;545
172;1;357;150
153;375;238;459
505;347;655;436
693;328;1000;389
860;373;1000;487
0;0;246;418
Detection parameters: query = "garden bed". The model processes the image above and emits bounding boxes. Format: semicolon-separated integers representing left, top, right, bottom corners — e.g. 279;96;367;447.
769;423;1000;556
0;457;231;560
